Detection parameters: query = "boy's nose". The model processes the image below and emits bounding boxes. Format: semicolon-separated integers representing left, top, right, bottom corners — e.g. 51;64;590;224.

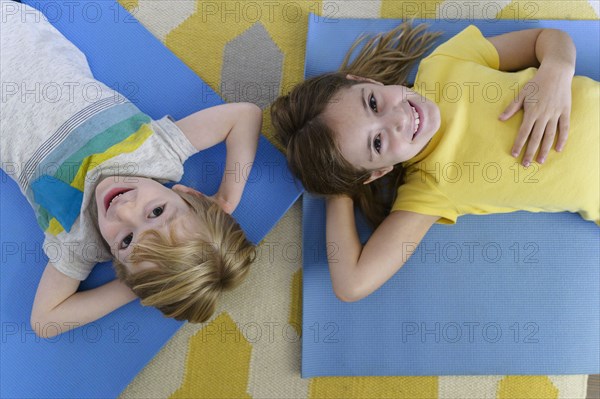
114;199;140;223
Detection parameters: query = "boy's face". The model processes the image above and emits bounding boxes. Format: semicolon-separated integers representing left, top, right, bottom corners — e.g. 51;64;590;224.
95;176;202;273
323;76;441;183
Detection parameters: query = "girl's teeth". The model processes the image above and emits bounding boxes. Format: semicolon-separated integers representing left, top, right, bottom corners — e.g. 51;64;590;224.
410;105;420;134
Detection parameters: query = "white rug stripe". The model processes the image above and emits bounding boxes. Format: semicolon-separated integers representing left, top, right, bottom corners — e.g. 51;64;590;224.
438;375;504;398
135;0;196;43
324;0;382;18
589;0;600;17
217;202;309;398
550;375;589;399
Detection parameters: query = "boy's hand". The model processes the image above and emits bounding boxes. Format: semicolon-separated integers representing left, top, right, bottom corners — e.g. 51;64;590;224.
499;63;573;167
208;194;235;215
175;103;261;213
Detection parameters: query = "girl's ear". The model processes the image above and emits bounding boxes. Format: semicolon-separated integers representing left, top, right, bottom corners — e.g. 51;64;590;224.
346;74;384;86
363;166;394;185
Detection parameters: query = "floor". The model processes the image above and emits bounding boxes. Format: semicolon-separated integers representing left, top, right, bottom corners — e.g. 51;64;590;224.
589;375;599;398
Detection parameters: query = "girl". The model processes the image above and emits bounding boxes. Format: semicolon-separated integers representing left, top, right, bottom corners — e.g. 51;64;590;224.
271;21;599;302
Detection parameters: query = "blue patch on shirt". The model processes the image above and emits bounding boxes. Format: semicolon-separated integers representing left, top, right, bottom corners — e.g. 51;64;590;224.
31;175;83;232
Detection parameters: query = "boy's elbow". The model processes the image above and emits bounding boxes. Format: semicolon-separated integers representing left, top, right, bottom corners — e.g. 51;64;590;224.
333;283;368;303
237;102;262;135
241;102;262;120
250;103;263;128
248;102;262;115
30;314;60;339
30;316;47;339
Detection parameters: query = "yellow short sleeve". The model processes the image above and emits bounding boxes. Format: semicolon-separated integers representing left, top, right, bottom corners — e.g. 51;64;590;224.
391;170;460;225
424;25;500;70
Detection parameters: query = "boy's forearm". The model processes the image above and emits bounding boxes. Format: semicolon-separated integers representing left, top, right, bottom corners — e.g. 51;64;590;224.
536;29;576;75
216;104;261;211
35;279;138;339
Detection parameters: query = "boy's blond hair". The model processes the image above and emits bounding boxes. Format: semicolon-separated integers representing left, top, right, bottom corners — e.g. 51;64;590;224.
112;190;255;323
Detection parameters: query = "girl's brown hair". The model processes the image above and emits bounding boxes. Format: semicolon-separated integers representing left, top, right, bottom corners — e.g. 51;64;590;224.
113;190;256;323
271;20;441;227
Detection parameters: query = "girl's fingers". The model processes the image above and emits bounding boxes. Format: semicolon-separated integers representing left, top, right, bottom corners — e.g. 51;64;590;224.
503;82;570;164
522;120;546;167
537;118;559;164
556;113;570;152
499;94;524;121
511;114;535;157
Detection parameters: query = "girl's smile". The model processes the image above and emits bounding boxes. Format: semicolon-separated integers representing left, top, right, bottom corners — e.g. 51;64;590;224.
323;77;441;180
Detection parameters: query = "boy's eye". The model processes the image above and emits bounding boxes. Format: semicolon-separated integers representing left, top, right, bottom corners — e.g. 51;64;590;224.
369;93;378;112
121;233;133;250
373;134;382;154
151;206;164;218
119;206;165;250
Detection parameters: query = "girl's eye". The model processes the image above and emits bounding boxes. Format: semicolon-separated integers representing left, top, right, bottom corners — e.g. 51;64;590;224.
151;206;164;218
369;93;378;112
121;233;133;250
373;134;382;153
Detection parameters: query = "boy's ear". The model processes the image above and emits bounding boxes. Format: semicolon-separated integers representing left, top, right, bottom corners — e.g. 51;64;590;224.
172;184;204;198
346;74;384;86
363;166;394;185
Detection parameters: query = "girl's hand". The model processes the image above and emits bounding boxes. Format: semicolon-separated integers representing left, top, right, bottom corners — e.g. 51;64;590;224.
499;63;573;167
325;193;353;202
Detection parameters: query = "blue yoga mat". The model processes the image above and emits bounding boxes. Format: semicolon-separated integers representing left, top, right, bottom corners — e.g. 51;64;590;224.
302;16;600;377
0;1;302;398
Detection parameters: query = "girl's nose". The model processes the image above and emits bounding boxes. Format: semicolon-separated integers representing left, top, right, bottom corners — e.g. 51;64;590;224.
387;107;407;133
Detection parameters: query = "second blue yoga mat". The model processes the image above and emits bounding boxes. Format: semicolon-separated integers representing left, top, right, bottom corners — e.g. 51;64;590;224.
302;16;600;377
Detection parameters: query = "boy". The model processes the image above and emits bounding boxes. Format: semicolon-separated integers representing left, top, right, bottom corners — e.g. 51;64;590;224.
0;1;260;338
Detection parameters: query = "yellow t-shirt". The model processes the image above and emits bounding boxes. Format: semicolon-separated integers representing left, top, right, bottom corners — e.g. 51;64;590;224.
391;25;600;226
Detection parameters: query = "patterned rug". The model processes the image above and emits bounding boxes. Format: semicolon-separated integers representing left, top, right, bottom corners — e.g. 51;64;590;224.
116;1;598;397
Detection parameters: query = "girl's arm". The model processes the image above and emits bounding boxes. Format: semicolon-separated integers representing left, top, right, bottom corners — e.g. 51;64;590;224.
175;103;262;213
486;28;575;73
488;29;576;166
326;196;439;302
31;262;138;339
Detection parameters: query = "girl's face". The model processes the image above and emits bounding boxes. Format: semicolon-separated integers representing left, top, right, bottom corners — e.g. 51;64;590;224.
323;76;441;182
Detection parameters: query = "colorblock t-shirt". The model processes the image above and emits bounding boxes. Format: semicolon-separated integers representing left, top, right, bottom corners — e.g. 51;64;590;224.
0;5;198;280
392;25;600;226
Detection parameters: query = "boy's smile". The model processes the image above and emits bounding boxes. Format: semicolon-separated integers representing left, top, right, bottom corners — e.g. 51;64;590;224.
94;175;200;271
